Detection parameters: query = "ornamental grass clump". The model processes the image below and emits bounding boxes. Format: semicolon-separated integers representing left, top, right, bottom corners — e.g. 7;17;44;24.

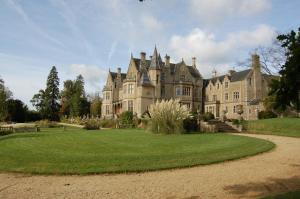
148;99;190;134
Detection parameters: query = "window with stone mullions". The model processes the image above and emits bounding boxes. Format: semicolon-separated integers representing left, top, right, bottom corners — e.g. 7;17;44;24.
182;87;191;96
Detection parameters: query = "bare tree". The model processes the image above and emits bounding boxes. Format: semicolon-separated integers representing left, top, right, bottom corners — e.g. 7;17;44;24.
236;40;287;75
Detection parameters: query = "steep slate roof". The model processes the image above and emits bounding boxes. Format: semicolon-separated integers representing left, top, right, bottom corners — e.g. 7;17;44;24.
139;72;153;86
230;69;251;82
110;72;126;81
206;69;252;84
133;58;151;71
187;65;202;78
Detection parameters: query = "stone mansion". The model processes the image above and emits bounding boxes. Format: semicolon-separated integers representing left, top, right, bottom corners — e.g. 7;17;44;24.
102;47;275;120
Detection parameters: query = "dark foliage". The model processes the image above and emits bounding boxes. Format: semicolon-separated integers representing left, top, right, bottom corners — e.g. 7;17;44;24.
6;99;28;122
258;110;278;119
183;117;198;132
269;27;300;113
200;112;215;121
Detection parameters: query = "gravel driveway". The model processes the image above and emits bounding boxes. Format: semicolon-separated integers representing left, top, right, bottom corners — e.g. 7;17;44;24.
0;133;299;199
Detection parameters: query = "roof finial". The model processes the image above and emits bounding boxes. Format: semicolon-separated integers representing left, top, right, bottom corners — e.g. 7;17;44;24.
130;52;133;59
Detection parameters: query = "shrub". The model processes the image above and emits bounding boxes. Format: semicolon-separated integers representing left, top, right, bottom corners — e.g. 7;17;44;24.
200;112;215;121
148;99;190;134
84;119;101;130
119;111;134;128
100;119;116;128
35;120;59;128
258;111;277;119
183;116;198;133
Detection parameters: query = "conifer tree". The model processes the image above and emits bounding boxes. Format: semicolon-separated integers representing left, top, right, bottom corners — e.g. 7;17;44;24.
44;66;60;120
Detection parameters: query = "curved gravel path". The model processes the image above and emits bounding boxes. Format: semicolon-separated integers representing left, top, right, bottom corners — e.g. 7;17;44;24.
0;133;299;199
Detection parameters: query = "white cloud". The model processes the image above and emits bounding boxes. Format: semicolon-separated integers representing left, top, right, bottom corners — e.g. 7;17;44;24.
69;64;107;91
190;0;271;24
169;24;276;77
141;15;163;32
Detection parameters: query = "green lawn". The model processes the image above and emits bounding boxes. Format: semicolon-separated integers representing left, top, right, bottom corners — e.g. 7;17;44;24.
261;190;300;199
0;128;274;175
245;118;300;138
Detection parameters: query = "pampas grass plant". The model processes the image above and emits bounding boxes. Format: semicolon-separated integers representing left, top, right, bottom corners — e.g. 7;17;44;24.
148;99;189;134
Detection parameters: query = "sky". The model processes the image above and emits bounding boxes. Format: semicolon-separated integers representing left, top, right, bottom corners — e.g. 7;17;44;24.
0;0;299;108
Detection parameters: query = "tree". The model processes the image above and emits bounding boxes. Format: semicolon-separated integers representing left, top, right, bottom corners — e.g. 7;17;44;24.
70;75;89;117
31;89;46;115
89;92;102;117
0;77;12;121
60;80;74;116
32;66;60;120
44;66;60;121
61;75;90;117
237;40;286;75
6;99;28;122
269;27;300;114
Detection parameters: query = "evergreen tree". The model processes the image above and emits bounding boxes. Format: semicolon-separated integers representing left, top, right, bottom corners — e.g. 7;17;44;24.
60;80;74;116
44;66;60;120
269;28;300;113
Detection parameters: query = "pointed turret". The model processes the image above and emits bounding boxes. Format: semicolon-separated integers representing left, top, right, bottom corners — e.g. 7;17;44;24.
149;46;162;70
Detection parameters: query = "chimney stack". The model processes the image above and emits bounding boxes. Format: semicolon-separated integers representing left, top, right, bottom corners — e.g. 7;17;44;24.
140;52;146;62
251;54;260;71
165;54;170;66
117;67;121;74
192;57;196;68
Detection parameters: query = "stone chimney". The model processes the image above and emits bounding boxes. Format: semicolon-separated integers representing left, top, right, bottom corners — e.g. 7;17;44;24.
251;54;260;71
117;67;121;74
165;54;170;66
140;52;146;62
192;57;196;68
212;69;217;78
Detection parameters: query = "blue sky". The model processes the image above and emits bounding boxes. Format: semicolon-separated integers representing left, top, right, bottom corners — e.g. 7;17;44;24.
0;0;299;108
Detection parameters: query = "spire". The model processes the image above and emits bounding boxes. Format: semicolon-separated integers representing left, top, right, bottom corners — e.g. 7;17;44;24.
149;45;162;70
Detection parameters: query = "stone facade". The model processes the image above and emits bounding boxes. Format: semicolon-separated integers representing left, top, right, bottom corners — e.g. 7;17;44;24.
102;47;276;120
204;54;277;120
101;47;203;118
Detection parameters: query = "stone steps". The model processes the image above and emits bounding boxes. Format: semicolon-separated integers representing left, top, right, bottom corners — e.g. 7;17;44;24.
208;120;239;133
